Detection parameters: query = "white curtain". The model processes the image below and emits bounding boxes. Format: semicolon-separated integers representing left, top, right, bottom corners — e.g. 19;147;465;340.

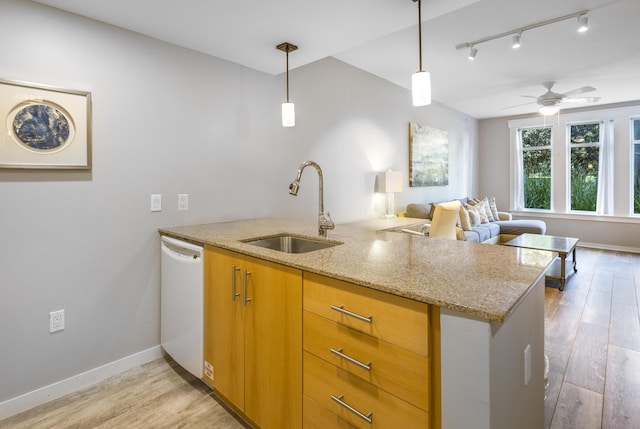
596;120;614;215
513;128;525;211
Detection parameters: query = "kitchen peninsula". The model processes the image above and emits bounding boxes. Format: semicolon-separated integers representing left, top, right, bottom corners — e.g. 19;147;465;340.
159;218;554;429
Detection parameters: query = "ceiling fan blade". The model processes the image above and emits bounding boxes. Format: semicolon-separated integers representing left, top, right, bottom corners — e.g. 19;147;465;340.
502;101;537;110
561;86;596;98
520;95;538;99
563;96;601;103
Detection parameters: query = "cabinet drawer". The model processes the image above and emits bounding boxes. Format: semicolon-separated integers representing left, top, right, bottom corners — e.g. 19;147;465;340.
304;351;429;429
303;272;430;356
303;394;357;429
304;311;429;411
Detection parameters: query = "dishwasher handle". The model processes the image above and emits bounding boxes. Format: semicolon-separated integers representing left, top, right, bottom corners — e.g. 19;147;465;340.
161;236;203;262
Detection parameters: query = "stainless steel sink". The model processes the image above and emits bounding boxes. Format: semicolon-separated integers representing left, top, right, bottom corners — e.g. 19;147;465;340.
242;234;341;254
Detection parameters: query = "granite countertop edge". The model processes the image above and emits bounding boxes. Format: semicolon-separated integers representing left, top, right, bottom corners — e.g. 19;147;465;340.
159;217;556;323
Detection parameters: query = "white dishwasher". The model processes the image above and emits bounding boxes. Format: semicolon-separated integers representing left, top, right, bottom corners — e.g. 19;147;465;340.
160;235;203;378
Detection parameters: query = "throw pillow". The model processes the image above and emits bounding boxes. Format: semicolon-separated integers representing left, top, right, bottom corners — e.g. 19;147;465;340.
482;197;495;222
488;197;500;221
459;204;472;231
465;204;481;227
473;200;489;223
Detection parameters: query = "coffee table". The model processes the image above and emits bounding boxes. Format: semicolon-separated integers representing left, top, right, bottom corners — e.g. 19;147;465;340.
504;233;579;291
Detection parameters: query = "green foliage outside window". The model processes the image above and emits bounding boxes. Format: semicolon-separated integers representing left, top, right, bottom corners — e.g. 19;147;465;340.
521;128;551;209
634;122;640;214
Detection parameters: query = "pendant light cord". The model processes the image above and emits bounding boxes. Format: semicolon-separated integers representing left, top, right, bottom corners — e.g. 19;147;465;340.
285;50;290;103
417;0;423;72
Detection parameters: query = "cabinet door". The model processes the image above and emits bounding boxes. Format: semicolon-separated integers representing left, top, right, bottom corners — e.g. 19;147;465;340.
204;246;245;410
244;256;302;429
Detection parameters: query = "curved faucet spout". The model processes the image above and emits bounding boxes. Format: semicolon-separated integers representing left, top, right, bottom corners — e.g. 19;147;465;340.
288;161;335;237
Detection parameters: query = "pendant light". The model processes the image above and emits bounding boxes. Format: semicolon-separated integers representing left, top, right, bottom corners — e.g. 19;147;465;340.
276;42;298;127
412;0;431;106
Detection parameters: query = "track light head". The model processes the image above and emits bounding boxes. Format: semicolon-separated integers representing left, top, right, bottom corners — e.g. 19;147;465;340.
577;14;589;32
468;47;478;60
512;32;521;49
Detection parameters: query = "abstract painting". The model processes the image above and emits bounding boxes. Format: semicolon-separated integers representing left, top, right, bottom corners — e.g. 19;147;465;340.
409;122;449;187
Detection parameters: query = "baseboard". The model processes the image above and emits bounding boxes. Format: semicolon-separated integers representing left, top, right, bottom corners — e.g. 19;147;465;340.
578;241;640;254
0;345;164;420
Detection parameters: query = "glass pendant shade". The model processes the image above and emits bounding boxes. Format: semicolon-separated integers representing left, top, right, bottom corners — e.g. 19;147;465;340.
539;105;560;116
412;71;431;106
282;102;295;127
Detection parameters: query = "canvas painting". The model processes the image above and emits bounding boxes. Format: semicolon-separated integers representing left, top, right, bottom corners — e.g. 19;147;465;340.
409;122;449;187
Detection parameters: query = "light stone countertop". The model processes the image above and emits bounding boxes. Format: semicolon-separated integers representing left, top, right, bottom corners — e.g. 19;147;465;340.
159;217;556;322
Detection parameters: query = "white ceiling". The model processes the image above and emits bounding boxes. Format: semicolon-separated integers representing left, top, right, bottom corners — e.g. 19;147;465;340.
33;0;640;119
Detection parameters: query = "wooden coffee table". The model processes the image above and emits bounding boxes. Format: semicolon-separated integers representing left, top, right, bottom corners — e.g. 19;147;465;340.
504;233;579;291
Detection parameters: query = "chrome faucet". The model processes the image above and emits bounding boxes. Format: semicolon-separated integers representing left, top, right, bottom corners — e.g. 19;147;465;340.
289;161;335;238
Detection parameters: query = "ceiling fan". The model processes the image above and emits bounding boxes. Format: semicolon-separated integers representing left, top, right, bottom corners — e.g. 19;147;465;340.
511;82;601;115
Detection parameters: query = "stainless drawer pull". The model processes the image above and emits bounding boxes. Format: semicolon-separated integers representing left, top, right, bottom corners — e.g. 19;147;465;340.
231;265;241;301
330;347;371;371
330;305;372;323
243;269;252;306
331;394;373;424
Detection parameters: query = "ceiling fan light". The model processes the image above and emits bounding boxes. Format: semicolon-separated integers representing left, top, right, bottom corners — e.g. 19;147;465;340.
539;105;560;116
512;33;521;49
578;15;588;32
468;47;478;60
412;71;431;106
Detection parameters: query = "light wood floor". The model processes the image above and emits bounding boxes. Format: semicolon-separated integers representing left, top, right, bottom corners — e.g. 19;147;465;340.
1;247;638;429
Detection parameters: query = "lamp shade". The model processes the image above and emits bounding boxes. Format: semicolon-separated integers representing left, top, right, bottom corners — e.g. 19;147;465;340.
377;171;403;193
282;102;295;127
412;71;431;106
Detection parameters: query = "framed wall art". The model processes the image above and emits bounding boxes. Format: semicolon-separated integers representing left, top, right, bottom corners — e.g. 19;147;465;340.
409;122;449;187
0;78;91;169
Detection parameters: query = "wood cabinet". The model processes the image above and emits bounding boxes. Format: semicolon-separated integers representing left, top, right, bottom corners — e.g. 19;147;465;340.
204;246;302;429
303;272;436;428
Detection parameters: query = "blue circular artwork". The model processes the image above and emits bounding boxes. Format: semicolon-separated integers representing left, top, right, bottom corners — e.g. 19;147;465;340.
12;103;71;151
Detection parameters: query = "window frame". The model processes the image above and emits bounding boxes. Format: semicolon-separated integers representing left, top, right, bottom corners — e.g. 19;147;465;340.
632;117;640;216
566;121;602;213
519;125;553;211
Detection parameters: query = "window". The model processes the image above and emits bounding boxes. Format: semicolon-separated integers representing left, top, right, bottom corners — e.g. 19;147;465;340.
520;127;552;209
634;118;640;214
569;122;601;212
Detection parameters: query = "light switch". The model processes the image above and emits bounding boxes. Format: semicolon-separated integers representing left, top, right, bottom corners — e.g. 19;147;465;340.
178;194;188;211
151;194;162;212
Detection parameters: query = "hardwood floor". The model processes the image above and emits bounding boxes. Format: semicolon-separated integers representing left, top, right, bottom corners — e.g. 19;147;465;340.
545;247;640;429
1;247;638;428
0;356;250;429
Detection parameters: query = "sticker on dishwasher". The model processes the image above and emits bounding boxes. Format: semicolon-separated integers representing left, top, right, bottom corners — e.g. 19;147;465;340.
204;361;214;380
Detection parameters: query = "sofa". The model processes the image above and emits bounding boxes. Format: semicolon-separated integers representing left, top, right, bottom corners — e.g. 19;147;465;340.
404;197;546;244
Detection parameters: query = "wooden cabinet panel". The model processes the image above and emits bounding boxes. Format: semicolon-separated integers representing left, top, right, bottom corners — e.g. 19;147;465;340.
304;351;429;429
204;246;302;429
303;272;430;356
303;311;430;410
244;256;302;429
204;246;244;410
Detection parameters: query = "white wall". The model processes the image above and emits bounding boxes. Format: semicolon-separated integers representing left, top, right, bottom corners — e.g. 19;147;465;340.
0;0;478;406
479;104;640;251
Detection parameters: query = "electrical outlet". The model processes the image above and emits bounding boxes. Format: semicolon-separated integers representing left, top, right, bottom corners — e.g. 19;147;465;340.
151;194;162;212
50;310;65;333
178;194;188;211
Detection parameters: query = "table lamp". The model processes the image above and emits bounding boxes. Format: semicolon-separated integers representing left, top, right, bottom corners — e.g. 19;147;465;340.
377;171;403;217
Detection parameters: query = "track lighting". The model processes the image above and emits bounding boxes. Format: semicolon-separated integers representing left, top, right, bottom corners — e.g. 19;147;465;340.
468;47;477;60
512;32;521;49
411;0;431;106
276;42;298;127
577;14;589;32
456;9;589;59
